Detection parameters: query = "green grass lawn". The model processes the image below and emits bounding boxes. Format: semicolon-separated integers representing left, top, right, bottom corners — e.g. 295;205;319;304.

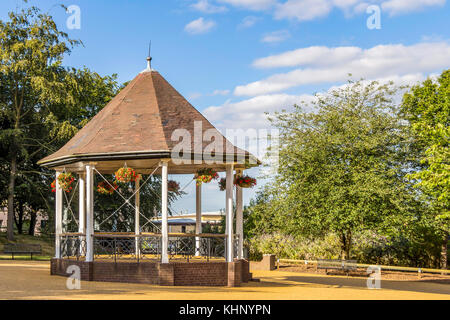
0;233;54;261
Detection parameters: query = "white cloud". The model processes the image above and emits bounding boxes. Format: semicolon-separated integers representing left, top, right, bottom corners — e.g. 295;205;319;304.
235;42;450;96
381;0;445;16
217;0;446;21
421;34;444;42
184;0;445;25
204;93;316;130
184;17;217;34
205;73;427;131
275;0;333;21
188;92;203;100
328;73;429;102
238;16;261;28
218;0;276;10
171;74;429;213
261;30;291;43
191;0;228;13
253;46;362;68
187;89;230;100
212;89;231;95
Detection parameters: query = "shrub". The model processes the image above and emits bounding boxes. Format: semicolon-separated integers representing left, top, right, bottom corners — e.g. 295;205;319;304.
247;231;443;267
247;233;341;261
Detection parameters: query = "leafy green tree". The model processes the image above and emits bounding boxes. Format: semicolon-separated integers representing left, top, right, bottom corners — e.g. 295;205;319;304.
401;70;449;269
259;80;420;259
0;6;118;240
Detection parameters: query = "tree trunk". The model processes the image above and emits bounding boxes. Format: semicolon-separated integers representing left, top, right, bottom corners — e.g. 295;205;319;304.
6;155;17;241
14;204;24;234
29;210;37;236
340;231;352;260
441;232;449;272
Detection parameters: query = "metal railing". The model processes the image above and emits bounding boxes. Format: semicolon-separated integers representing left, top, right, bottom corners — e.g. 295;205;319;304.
278;258;450;276
167;234;227;262
93;233;162;262
233;234;241;258
60;233;86;260
90;233;231;262
58;233;241;263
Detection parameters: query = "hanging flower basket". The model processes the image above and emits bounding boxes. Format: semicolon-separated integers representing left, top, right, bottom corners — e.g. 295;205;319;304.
234;175;257;188
114;167;141;183
168;180;182;194
97;181;119;195
194;168;219;186
56;172;75;193
51;180;56;193
218;178;226;191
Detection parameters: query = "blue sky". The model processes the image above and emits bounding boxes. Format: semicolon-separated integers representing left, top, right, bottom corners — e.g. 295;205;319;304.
1;0;449;213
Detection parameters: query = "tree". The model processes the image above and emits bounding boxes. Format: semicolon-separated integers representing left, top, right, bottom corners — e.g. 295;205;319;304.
401;70;450;269
0;6;118;240
261;80;418;259
92;174;184;233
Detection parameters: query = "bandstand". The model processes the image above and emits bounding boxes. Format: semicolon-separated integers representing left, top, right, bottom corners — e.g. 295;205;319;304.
38;57;259;286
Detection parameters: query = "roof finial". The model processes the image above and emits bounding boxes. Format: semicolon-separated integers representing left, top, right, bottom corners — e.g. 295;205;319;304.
147;41;152;70
142;41;153;73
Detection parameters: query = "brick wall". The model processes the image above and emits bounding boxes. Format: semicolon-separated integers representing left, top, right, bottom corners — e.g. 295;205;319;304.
173;262;228;286
92;261;160;284
51;258;249;287
51;258;93;280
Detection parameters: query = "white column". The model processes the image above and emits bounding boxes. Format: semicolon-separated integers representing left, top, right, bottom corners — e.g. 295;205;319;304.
225;164;234;262
55;171;63;258
135;177;140;258
236;170;244;259
78;173;86;256
85;165;94;262
195;183;202;256
161;161;169;263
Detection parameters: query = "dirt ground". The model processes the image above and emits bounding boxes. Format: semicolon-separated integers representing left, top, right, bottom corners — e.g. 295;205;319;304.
0;260;449;300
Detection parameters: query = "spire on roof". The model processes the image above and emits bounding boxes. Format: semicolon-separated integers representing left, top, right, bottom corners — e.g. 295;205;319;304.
141;41;154;73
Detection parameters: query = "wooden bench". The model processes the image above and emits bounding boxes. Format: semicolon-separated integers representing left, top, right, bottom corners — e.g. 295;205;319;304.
3;244;42;260
317;259;357;275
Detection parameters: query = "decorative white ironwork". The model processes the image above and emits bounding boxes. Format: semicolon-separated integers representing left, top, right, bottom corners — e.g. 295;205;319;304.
95;165;161;231
62;179;80;230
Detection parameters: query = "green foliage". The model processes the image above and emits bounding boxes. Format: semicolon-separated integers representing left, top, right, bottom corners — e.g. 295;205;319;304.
0;5;118;238
401;70;450;228
245;75;450;268
257;79;418;259
247;230;444;268
248;233;341;261
351;230;443;268
0;4;184;240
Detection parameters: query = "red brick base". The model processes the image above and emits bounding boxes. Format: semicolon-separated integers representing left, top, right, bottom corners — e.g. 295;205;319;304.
50;258;251;287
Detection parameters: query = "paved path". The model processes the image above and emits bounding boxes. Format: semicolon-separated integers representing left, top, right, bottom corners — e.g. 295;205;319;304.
0;261;449;300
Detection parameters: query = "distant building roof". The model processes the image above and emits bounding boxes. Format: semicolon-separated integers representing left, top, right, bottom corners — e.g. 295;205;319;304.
153;218;195;225
171;211;224;217
152;211;224;225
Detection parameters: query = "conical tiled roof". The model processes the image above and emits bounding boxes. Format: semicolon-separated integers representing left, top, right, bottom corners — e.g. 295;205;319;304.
38;70;257;168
